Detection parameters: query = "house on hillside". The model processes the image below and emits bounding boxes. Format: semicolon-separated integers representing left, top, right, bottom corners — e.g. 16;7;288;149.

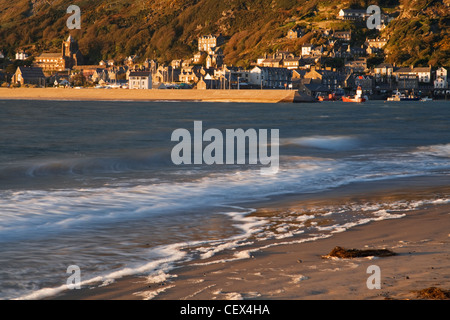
283;57;302;70
124;55;138;67
206;53;224;69
365;38;388;49
15;50;29;60
12;66;46;86
301;44;314;56
261;57;283;68
338;9;367;20
286;27;303;39
345;58;368;74
193;51;207;65
333;30;352;42
171;59;184;69
198;34;224;54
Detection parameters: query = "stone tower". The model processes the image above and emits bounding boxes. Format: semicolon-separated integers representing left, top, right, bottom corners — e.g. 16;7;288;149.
62;35;83;68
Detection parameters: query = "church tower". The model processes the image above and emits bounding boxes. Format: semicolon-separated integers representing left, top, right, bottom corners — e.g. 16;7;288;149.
61;35;83;68
62;35;77;58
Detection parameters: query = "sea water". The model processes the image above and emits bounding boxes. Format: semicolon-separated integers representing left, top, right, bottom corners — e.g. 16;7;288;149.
0;99;449;299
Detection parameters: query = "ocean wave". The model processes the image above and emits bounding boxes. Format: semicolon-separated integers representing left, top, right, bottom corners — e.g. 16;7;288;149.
1;148;449;243
0;152;170;179
415;143;450;158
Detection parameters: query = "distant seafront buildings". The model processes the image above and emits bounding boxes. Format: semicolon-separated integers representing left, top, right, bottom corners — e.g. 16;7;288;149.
1;6;448;98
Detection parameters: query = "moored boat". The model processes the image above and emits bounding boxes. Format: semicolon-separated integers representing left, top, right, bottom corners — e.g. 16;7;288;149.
342;86;366;103
387;91;420;101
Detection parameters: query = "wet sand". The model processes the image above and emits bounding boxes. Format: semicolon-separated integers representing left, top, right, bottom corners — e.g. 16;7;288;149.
52;178;450;300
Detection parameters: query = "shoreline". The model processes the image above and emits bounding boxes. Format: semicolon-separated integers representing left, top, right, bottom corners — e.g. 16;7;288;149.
0;88;308;103
49;178;450;300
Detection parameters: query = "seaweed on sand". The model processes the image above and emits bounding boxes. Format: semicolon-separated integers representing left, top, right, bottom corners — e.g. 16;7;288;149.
414;287;450;300
322;246;396;259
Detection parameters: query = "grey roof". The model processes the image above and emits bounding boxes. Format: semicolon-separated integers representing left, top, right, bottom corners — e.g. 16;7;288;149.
37;53;62;58
304;83;330;92
375;63;393;69
341;9;366;14
17;66;45;78
129;71;151;77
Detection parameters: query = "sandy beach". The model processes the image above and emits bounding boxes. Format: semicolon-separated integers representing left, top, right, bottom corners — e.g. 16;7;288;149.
51;178;450;300
0;88;302;103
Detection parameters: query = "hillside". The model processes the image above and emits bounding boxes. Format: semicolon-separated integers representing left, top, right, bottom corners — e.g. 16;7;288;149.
0;0;448;67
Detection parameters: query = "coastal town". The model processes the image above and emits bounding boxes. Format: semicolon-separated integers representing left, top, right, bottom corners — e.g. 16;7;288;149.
0;8;448;101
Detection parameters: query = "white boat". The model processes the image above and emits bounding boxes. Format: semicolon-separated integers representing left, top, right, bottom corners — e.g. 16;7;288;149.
420;97;433;101
387;91;420;101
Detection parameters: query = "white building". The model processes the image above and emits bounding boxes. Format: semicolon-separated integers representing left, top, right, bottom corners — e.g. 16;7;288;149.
415;66;432;83
198;34;224;54
15;50;29;60
338;9;367;20
434;67;448;89
249;66;291;89
393;66;432;83
129;71;152;89
301;44;313;57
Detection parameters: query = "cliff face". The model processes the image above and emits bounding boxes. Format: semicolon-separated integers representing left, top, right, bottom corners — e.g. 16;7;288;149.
0;0;448;67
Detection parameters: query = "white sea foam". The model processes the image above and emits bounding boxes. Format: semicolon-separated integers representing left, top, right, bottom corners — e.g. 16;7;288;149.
15;243;186;300
416;143;450;158
133;285;176;300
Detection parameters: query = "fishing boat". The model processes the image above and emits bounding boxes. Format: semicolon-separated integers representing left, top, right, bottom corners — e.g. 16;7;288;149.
318;93;338;101
420;97;433;102
342;86;366;103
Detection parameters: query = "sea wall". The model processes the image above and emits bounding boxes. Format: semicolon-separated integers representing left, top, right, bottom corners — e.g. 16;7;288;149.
0;88;312;103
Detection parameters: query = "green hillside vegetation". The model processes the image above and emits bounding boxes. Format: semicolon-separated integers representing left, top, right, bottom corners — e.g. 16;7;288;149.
0;0;448;67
